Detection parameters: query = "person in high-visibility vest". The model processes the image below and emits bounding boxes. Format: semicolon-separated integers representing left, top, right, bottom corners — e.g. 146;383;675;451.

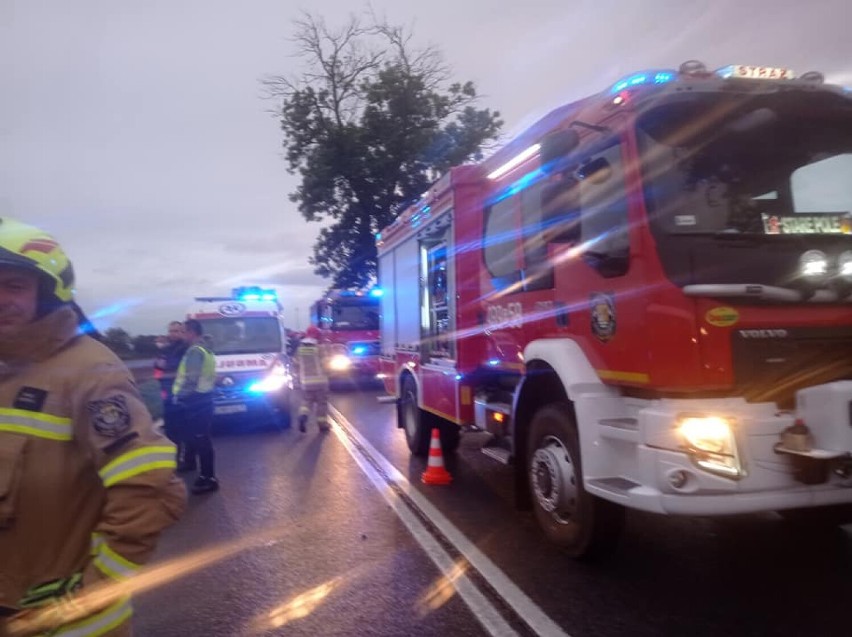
0;217;186;636
173;319;218;494
293;326;330;433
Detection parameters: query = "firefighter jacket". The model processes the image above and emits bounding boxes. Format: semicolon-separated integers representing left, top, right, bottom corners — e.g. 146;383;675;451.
292;338;328;390
0;305;186;635
172;343;215;401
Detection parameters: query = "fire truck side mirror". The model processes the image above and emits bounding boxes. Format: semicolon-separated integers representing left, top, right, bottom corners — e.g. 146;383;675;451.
540;129;580;171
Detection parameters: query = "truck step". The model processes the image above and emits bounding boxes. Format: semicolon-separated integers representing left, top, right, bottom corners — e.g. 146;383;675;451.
598;417;639;443
586;477;641;496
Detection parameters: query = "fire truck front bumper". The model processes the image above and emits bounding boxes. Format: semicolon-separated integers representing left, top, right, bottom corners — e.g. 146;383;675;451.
583;381;852;516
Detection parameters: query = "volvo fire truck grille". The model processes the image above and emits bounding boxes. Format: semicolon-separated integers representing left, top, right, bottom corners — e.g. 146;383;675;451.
731;327;852;408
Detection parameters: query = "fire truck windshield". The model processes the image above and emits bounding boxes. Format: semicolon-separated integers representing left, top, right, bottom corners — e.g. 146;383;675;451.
198;317;282;355
636;91;852;291
330;302;379;331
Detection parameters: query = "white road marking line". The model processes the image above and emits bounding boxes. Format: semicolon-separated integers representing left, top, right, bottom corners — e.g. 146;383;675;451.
328;411;518;636
329;405;570;637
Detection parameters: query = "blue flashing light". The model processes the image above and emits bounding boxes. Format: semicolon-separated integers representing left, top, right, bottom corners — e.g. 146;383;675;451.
454;373;463;381
610;69;676;93
352;346;367;356
487;359;500;366
369;288;384;298
233;286;276;302
375;232;382;240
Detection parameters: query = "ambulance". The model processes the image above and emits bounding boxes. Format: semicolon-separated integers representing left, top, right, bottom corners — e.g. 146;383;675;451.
186;287;292;428
377;61;852;557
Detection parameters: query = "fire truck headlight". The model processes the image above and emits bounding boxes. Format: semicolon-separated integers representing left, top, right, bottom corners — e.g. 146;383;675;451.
328;354;352;371
677;415;743;478
799;249;829;280
838;250;852;281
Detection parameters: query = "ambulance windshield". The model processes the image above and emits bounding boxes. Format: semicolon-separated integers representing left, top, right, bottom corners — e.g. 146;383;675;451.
199;317;281;355
637;92;852;237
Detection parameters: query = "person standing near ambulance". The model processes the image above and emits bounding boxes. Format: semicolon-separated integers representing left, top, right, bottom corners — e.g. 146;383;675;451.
0;218;186;636
293;326;330;433
172;319;218;494
153;321;188;467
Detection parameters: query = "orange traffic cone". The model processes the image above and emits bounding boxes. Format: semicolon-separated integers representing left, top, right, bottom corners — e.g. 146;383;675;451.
421;427;452;486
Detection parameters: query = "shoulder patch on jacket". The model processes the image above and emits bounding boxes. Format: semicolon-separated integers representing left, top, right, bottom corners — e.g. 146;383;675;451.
87;395;132;437
13;386;47;412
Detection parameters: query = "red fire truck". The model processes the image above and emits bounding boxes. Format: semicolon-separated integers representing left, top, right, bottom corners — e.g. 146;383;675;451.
310;289;382;384
377;61;852;557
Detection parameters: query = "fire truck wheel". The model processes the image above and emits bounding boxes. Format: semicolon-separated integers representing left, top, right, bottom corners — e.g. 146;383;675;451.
527;403;625;560
399;376;431;456
439;421;461;454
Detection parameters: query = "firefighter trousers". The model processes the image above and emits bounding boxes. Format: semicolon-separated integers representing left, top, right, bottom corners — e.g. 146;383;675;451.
298;386;329;430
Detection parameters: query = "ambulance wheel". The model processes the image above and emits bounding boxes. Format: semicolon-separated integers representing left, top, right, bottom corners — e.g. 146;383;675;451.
527;403;624;560
400;376;431;456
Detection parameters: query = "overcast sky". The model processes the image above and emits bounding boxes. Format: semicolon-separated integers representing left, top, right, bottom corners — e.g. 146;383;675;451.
2;0;849;335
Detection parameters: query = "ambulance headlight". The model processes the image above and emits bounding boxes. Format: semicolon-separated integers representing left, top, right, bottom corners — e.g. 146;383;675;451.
248;362;290;393
248;375;288;393
328;354;352;371
677;415;743;478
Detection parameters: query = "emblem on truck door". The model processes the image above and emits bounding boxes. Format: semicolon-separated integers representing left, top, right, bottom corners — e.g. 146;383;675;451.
590;293;616;342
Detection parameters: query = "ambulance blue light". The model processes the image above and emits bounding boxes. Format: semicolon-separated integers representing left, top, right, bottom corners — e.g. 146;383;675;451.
370;288;384;298
352;346;367;355
261;293;277;301
242;294;260;301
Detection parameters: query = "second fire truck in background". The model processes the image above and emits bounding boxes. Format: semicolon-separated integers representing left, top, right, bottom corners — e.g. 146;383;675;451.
309;289;382;385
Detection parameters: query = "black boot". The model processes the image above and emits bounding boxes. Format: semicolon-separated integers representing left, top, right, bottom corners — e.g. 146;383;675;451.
191;476;219;494
298;414;307;432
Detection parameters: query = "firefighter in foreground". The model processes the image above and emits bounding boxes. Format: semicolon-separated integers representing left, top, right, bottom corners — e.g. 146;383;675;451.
0;218;186;636
292;326;329;432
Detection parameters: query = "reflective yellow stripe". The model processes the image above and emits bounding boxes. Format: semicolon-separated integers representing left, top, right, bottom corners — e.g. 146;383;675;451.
98;446;176;488
596;369;650;384
90;535;141;581
54;598;132;637
0;409;71;441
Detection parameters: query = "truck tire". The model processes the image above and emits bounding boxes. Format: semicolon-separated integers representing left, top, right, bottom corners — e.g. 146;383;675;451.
399;376;431;456
527;402;625;560
439;420;461;454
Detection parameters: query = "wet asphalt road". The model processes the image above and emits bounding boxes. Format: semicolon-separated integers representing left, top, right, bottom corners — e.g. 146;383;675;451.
136;386;852;637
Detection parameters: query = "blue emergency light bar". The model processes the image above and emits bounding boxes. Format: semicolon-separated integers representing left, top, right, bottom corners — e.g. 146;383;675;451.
232;286;277;302
610;70;676;93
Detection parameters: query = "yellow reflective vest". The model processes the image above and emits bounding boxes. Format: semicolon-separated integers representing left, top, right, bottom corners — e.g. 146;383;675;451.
173;344;216;398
